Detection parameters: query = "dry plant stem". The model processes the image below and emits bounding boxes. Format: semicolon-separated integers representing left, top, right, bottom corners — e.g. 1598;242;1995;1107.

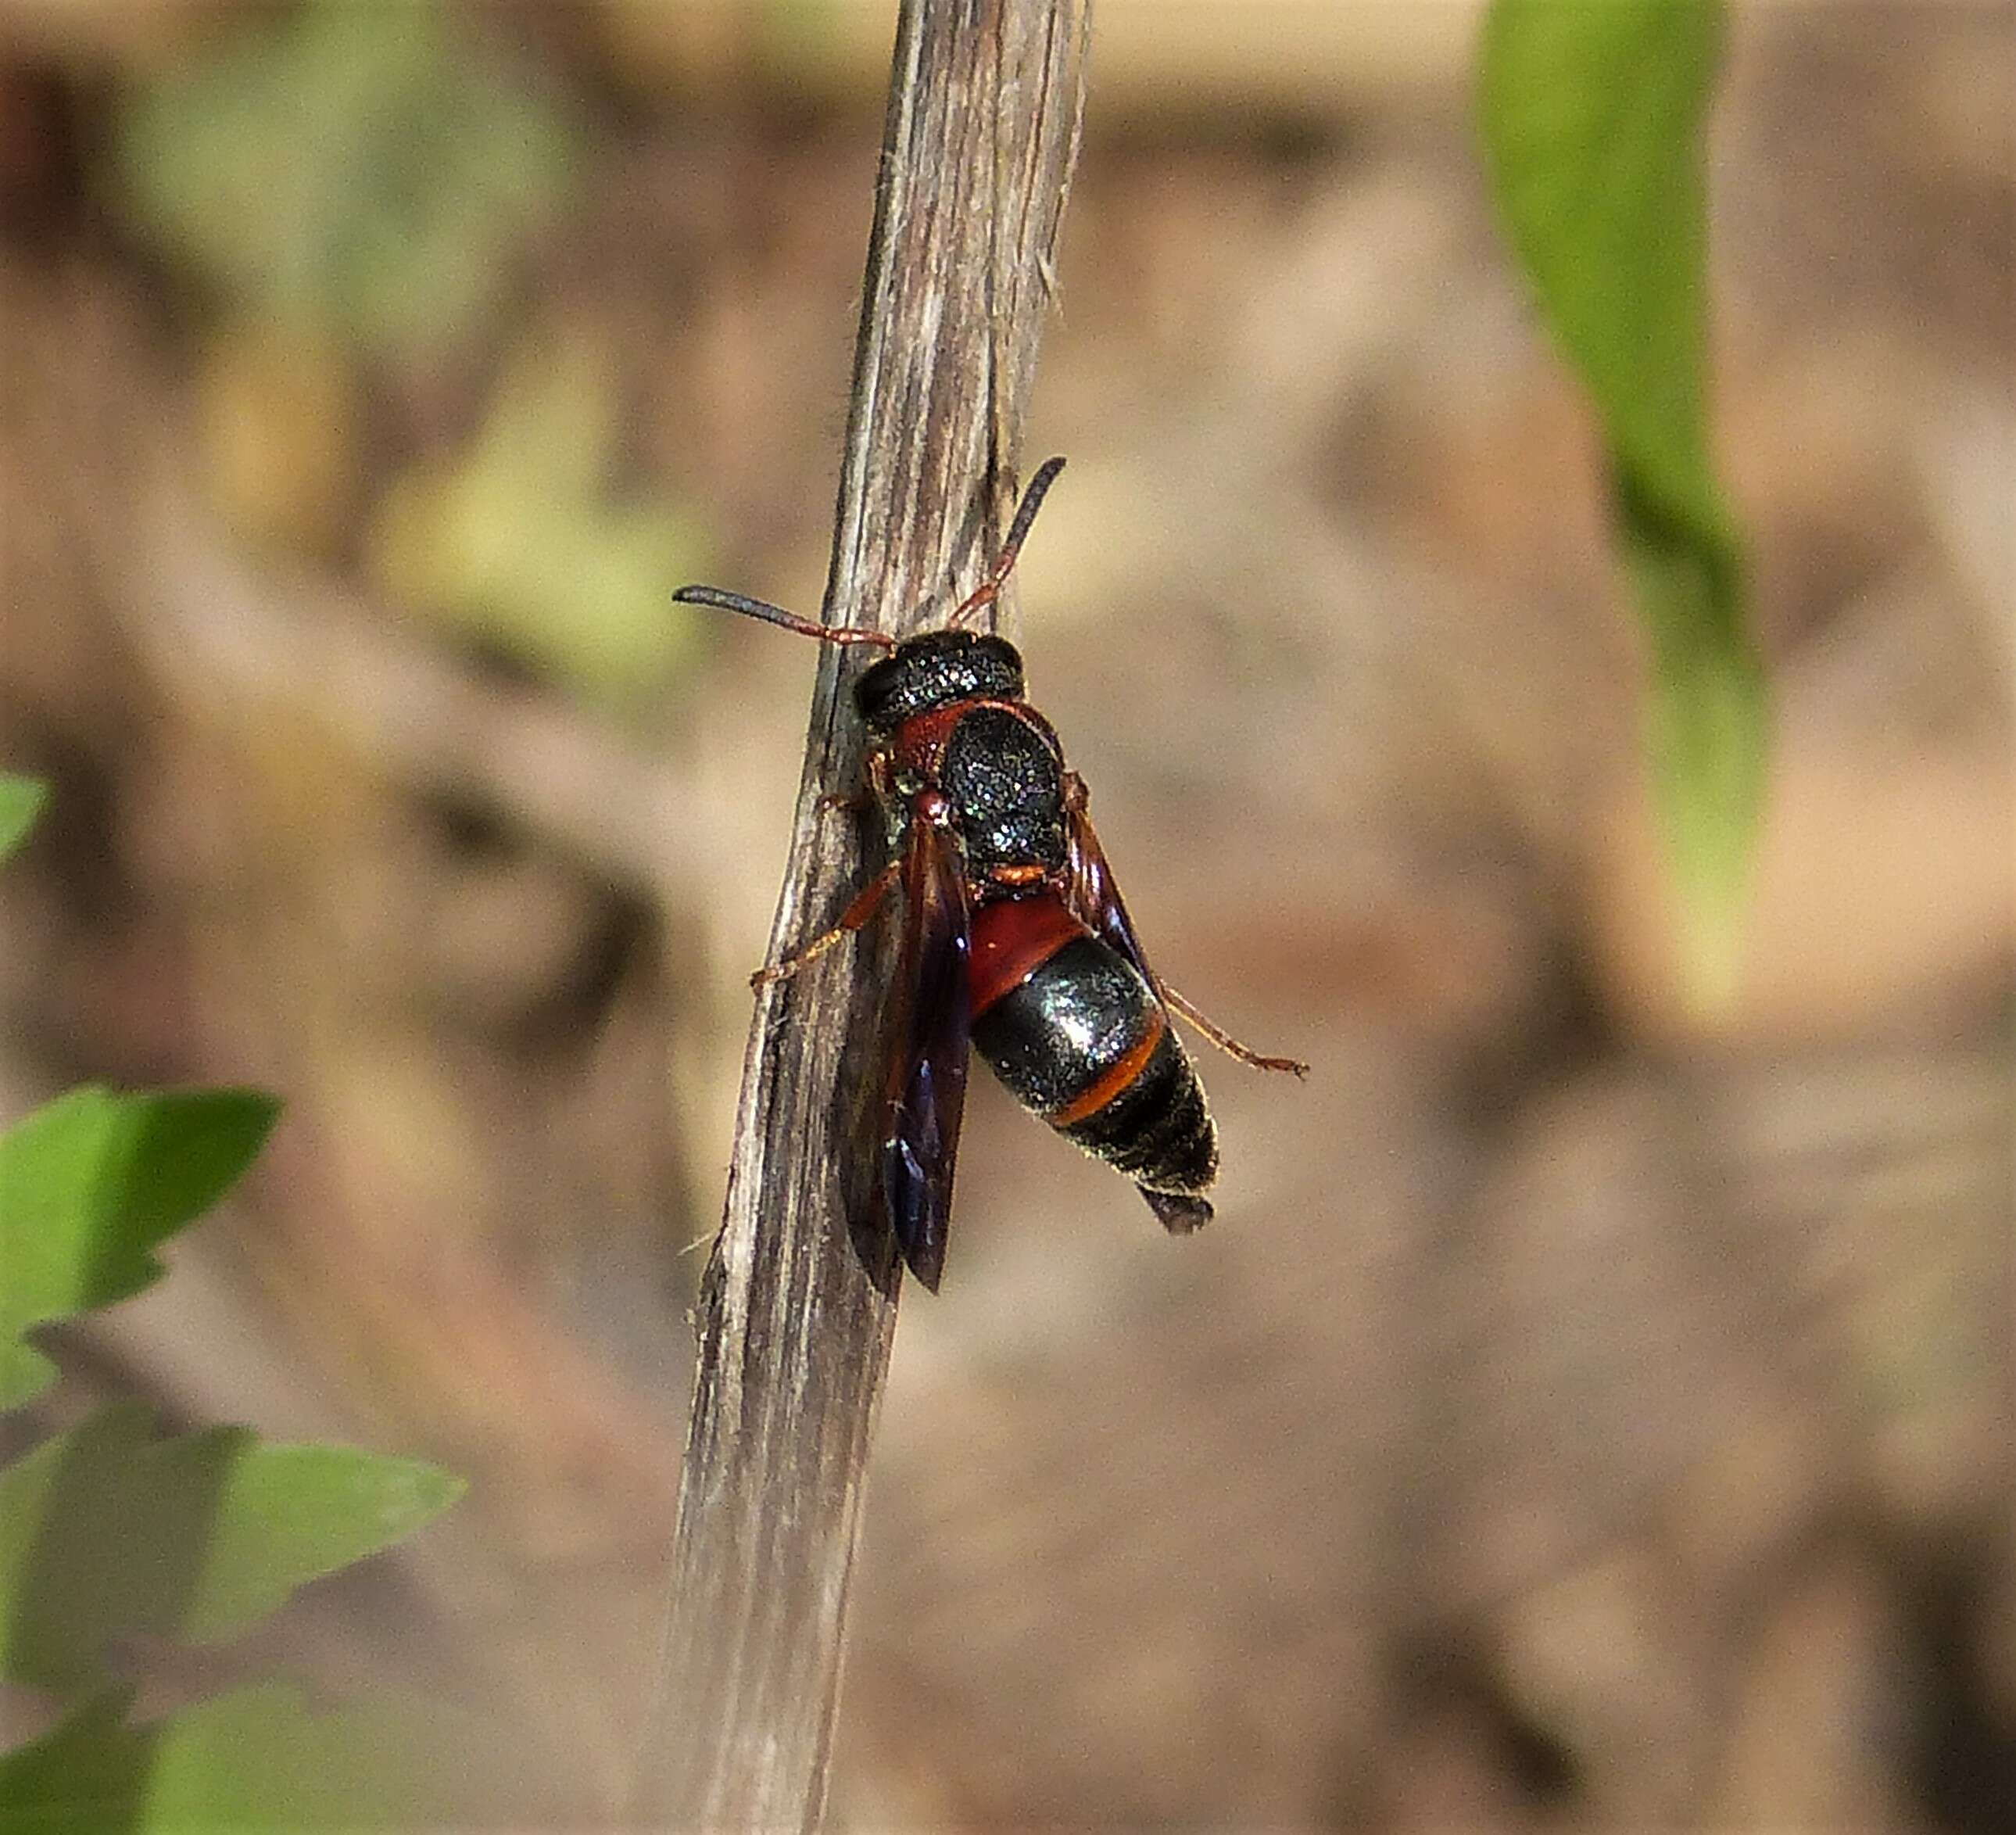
636;1;1090;1827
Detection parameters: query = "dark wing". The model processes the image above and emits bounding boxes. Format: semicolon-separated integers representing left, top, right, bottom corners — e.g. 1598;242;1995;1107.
1065;794;1198;1231
883;813;972;1292
1063;790;1162;1002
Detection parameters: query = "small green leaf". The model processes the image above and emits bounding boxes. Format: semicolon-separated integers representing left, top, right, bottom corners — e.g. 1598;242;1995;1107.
0;776;45;863
180;1438;467;1643
0;1683;445;1830
0;1088;280;1407
1481;0;1767;1008
1628;482;1768;1009
0;1403;464;1688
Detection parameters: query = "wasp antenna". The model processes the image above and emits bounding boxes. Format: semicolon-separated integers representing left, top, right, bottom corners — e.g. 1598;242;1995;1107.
950;456;1068;628
671;584;897;649
996;456;1067;575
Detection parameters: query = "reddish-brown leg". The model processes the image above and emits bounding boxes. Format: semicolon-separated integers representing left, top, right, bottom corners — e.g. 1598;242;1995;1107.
1159;984;1309;1077
1062;771;1306;1077
750;857;902;991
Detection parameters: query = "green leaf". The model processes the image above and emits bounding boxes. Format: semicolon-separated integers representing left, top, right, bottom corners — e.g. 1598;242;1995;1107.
1481;0;1767;1006
0;1088;280;1408
179;1438;466;1644
0;776;45;863
0;1403;464;1689
0;1684;446;1830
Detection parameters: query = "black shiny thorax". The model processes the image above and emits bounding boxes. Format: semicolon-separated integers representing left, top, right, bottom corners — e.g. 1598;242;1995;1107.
938;705;1067;876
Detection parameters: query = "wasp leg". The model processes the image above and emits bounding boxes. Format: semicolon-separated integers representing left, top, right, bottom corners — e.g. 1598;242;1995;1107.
1061;771;1306;1077
751;857;902;991
1159;983;1309;1078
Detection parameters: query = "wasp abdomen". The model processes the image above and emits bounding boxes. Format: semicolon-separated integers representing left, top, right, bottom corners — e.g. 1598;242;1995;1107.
969;905;1218;1203
1060;1026;1216;1195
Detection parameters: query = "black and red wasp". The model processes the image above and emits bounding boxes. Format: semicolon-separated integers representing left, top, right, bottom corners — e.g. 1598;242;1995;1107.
674;457;1305;1290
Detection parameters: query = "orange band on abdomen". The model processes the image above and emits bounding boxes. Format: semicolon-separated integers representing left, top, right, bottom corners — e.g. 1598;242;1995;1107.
1049;1005;1167;1127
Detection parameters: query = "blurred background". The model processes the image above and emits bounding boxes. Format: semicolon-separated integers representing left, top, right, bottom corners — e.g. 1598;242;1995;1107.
0;1;2009;1826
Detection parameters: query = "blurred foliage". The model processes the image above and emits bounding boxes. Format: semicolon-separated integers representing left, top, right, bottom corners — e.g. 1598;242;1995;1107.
109;2;710;708
1480;0;1766;1008
195;322;362;558
0;775;47;862
369;338;710;708
113;1;582;357
0;794;468;1830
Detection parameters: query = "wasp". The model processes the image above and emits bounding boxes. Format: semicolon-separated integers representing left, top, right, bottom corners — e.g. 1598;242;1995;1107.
674;457;1305;1289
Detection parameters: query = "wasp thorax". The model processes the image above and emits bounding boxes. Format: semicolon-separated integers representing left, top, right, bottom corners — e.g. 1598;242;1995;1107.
940;706;1067;873
855;629;1025;733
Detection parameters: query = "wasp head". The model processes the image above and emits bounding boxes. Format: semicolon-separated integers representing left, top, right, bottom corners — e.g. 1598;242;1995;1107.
854;629;1025;734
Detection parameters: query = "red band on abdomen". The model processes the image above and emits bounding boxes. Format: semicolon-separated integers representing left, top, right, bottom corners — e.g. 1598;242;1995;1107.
969;892;1087;1017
